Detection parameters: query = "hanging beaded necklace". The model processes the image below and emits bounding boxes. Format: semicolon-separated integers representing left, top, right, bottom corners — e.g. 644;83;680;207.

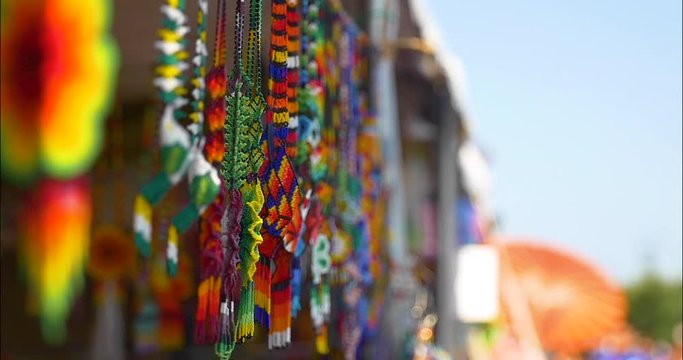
133;0;220;279
235;0;267;343
215;2;249;356
285;0;309;321
303;0;333;348
194;0;227;345
255;0;303;350
133;0;192;258
165;0;221;278
214;0;267;356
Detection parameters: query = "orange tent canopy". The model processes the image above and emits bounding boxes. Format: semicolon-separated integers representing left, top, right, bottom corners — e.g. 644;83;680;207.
495;238;627;354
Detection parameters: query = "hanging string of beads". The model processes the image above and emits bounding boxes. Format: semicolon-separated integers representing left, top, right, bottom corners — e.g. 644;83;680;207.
255;0;303;349
195;0;229;346
285;0;310;321
130;0;391;358
133;0;192;259
165;0;221;278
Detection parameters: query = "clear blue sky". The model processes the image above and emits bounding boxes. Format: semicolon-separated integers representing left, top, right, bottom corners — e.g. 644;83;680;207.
423;0;682;283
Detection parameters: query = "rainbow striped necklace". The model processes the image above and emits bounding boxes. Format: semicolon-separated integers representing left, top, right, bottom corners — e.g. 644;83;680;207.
255;0;303;350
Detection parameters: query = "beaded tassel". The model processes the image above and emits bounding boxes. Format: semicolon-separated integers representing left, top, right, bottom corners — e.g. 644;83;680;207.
216;190;241;357
256;0;303;349
196;0;228;344
215;300;235;359
133;0;192;258
194;189;224;344
254;255;271;328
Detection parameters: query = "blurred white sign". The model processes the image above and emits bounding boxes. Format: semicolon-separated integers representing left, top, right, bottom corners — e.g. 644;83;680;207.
455;244;500;323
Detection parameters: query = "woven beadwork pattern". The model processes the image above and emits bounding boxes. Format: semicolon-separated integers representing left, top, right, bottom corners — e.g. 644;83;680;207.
235;0;267;343
258;0;302;253
215;1;250;357
255;0;303;350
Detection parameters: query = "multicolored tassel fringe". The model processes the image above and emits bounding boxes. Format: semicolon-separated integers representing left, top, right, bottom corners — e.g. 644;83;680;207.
195;187;226;344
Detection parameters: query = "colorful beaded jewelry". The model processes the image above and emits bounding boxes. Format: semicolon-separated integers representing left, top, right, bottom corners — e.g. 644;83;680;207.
166;0;222;277
255;0;303;349
195;0;228;346
133;0;220;280
133;0;191;258
285;0;308;320
235;0;267;344
294;0;330;338
215;0;267;356
215;2;250;356
286;0;301;161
